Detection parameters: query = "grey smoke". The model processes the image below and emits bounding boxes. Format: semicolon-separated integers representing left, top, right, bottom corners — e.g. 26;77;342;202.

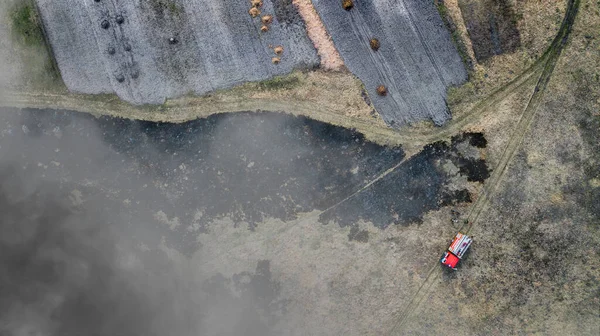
0;162;281;336
0;165;183;336
0;107;292;336
0;0;295;334
0;108;189;336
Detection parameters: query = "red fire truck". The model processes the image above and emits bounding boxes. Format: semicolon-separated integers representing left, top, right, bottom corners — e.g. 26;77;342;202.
440;233;472;270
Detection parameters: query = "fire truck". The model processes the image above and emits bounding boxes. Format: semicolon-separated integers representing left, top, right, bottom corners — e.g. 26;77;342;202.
440;233;472;270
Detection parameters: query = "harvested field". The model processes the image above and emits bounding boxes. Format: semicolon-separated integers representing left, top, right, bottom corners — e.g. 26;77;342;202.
35;0;319;104
292;0;344;70
311;0;467;127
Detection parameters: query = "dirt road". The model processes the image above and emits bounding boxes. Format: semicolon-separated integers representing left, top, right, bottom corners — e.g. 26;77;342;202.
389;0;580;333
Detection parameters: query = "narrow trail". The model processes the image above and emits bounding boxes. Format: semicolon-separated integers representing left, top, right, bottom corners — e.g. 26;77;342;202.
196;154;411;267
2;0;562;148
320;156;409;216
0;49;542;148
1;39;548;149
388;0;579;333
463;0;579;233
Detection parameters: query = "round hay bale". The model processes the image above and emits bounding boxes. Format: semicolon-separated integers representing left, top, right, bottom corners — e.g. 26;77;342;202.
115;15;124;25
251;0;263;8
100;20;110;29
107;46;115;55
249;7;260;17
273;46;284;55
370;38;380;51
342;0;353;11
271;57;280;64
261;15;273;25
376;85;387;96
261;25;269;32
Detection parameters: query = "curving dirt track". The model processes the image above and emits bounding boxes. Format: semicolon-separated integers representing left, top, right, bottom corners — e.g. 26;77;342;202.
0;49;555;151
388;0;580;333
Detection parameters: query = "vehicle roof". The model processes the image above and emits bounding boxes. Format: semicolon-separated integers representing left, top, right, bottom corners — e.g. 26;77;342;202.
449;233;472;259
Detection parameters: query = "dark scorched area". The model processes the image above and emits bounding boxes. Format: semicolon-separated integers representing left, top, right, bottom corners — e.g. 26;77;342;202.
458;0;521;61
0;108;488;256
320;132;490;228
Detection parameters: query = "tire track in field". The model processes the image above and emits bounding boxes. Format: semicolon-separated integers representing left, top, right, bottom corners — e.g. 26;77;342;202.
319;155;409;216
389;0;580;333
400;0;448;87
464;0;579;233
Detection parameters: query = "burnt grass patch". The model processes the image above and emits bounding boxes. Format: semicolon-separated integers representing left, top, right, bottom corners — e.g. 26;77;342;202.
202;260;287;334
8;109;405;255
93;111;406;223
319;132;490;228
348;225;369;243
468;132;487;148
577;113;600;219
458;0;521;62
572;70;600;221
7;108;489;252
